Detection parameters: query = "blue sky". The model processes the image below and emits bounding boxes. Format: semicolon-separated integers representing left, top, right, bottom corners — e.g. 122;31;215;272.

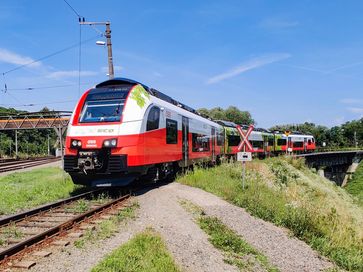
0;0;363;128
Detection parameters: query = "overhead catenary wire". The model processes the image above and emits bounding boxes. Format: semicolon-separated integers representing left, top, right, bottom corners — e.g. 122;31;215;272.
1;34;101;76
78;24;82;98
62;0;82;18
61;0;86;98
0;99;76;107
0;82;92;92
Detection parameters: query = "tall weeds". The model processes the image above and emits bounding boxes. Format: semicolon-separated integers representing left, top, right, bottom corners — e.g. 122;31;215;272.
177;158;363;271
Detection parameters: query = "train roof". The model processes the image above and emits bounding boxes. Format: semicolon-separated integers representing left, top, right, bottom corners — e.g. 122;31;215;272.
215;120;237;127
95;78;200;116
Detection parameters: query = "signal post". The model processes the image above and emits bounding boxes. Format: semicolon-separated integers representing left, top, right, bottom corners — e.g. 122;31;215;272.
236;125;254;189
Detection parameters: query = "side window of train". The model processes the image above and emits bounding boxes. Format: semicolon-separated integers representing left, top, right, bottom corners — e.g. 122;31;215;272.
217;131;224;146
192;133;210;152
277;139;287;146
146;106;160;131
166;119;178;144
268;138;274;146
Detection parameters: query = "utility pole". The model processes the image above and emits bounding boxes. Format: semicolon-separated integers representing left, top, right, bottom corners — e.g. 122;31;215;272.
79;21;114;79
15;130;18;158
47;134;50;156
354;131;358;149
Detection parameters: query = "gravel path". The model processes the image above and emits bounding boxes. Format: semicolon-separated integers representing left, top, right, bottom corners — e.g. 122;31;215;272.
29;182;333;272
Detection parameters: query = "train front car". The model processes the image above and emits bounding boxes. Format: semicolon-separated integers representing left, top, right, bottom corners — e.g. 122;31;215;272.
64;79;147;186
64;78;224;186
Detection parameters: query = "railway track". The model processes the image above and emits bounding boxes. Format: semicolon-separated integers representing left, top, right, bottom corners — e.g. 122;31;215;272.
0;157;60;173
0;189;131;267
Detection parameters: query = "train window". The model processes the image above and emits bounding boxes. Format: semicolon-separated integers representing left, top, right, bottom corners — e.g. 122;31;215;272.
192;133;210;152
293;142;304;148
79;99;124;123
308;139;312;145
227;135;240;146
251;141;263;149
268;138;274;146
166;119;178;144
146;106;160;131
277;139;287;146
217;131;224;146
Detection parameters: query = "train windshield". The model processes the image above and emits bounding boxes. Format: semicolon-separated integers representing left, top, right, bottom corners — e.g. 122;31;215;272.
79;99;124;123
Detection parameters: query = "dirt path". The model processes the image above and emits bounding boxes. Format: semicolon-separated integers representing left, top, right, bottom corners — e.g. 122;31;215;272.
30;182;333;272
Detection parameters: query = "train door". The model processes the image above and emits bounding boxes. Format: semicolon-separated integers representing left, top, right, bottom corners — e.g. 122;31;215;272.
211;127;216;162
182;116;189;167
287;136;291;151
304;138;307;152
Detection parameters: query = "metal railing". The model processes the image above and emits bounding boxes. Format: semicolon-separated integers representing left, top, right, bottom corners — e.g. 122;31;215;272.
0;111;72;130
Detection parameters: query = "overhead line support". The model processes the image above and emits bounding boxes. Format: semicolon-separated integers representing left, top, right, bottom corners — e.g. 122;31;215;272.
79;21;114;79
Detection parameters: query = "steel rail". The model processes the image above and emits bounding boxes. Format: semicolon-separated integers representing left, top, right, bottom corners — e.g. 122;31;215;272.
0;158;60;173
0;189;102;227
0;157;58;167
0;193;130;261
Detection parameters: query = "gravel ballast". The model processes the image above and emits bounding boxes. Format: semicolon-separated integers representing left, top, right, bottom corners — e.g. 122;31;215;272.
30;182;333;272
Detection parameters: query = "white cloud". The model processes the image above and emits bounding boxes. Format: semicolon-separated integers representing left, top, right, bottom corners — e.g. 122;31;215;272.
46;70;97;79
206;53;291;84
259;18;299;29
340;98;363;104
347;107;363;114
101;65;123;74
153;71;163;77
0;48;41;67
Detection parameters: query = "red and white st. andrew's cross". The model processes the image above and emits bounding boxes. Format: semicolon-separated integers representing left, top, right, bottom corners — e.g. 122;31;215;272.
236;125;254;152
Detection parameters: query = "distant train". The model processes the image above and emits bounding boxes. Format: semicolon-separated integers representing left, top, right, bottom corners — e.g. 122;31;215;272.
64;78;315;186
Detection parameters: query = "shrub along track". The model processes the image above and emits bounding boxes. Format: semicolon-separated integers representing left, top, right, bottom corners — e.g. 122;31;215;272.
0;157;60;173
0;188;131;269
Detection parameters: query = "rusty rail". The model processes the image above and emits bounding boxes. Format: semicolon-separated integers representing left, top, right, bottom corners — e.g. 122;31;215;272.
0;190;130;262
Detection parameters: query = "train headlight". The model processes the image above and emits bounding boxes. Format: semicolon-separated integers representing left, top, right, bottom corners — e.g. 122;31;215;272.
103;138;117;148
71;139;82;148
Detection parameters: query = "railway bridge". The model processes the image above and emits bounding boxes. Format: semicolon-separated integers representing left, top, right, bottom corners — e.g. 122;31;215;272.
297;151;363;186
0;111;71;158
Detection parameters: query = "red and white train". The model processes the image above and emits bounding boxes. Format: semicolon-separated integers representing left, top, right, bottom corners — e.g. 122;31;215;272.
64;78;225;186
64;78;315;186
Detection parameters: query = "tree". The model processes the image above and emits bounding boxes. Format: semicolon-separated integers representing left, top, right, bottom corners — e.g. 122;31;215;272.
224;106;254;125
197;106;255;125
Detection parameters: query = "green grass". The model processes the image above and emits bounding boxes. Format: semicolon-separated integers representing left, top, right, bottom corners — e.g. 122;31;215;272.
91;229;181;272
345;160;363;206
65;199;90;214
74;201;139;248
0;167;83;215
0;223;24;246
180;200;278;272
177;158;363;272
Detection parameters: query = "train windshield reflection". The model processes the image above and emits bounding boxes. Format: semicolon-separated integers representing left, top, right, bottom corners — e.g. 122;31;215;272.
79;99;124;123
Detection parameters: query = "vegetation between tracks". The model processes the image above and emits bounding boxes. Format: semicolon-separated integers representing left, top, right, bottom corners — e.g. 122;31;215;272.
345;160;363;206
0;167;83;215
91;228;180;272
180;200;278;272
177;158;363;271
74;201;139;248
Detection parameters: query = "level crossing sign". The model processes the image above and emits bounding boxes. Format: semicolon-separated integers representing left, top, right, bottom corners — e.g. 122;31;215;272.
236;125;254;152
